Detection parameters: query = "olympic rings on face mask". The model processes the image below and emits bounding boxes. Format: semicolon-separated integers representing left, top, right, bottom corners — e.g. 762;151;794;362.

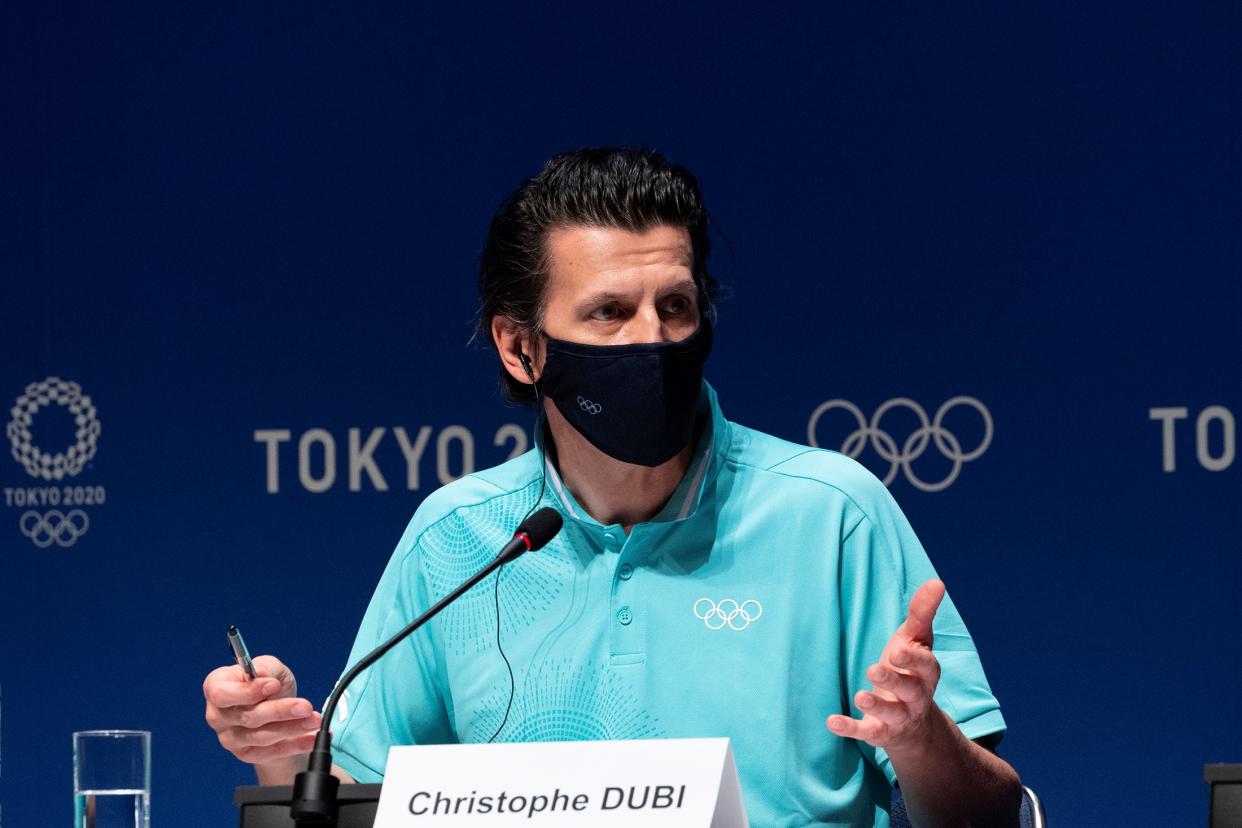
694;598;763;631
576;396;602;415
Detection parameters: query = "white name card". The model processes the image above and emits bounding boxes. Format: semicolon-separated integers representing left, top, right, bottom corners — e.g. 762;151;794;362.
373;737;747;827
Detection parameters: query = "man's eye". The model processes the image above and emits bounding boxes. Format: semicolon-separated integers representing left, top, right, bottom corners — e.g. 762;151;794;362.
590;304;620;321
663;295;691;315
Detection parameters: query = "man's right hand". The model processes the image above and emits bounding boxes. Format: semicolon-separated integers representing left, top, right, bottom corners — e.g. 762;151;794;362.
203;655;322;778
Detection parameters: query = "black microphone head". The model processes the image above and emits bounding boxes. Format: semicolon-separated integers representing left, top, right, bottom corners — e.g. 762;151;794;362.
515;507;563;551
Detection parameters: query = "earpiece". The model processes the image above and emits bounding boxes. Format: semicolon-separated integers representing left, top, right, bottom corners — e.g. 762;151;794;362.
518;350;535;383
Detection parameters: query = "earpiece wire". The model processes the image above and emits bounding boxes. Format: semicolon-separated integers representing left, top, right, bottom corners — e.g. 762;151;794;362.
487;355;547;743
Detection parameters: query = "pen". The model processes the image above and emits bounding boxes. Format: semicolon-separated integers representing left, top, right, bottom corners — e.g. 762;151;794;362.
227;625;258;680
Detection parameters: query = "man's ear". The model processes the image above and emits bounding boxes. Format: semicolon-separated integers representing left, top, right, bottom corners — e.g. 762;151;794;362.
491;315;543;385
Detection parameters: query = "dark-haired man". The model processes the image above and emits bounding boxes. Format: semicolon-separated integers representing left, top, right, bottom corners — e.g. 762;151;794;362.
204;149;1022;826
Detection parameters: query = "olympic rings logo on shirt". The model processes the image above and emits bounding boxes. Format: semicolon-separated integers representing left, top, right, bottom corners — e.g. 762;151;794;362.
19;509;90;548
694;598;763;631
577;396;602;415
806;397;993;492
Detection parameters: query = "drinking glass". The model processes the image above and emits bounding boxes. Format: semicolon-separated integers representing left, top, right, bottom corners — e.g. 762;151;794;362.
73;730;150;828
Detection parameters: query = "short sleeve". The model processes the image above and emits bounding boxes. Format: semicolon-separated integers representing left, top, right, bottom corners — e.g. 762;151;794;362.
330;528;457;782
837;483;1006;786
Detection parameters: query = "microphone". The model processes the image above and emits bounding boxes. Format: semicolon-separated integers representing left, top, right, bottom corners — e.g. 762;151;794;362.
290;507;564;824
495;506;563;562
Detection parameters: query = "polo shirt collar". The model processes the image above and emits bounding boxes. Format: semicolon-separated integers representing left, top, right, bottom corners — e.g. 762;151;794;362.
534;380;729;533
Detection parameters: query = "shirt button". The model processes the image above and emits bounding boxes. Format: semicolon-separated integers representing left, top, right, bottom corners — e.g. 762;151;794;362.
618;563;634;580
603;531;617;547
617;607;633;625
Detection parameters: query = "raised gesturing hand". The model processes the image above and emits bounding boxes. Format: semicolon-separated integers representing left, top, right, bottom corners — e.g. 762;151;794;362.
826;579;945;751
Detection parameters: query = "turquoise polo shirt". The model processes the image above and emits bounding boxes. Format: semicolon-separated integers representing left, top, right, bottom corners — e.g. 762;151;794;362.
331;381;1005;827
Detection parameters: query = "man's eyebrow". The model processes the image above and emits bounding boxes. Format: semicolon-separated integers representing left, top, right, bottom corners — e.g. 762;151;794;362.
575;280;699;310
659;279;699;296
576;290;630;310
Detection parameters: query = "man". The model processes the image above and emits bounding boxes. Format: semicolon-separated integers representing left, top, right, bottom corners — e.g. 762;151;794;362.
204;148;1022;826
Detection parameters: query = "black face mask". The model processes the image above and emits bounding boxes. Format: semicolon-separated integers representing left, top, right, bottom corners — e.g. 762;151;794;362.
536;318;713;467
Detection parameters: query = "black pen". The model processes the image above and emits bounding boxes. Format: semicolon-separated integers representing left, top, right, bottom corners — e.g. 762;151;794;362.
227;625;258;680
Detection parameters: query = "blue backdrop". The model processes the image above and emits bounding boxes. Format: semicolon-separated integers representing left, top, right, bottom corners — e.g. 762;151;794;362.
2;2;1238;826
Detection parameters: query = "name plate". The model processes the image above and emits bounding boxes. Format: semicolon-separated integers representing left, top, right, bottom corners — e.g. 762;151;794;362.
373;737;747;827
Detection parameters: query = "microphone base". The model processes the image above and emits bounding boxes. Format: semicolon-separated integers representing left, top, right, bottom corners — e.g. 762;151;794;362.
290;768;340;824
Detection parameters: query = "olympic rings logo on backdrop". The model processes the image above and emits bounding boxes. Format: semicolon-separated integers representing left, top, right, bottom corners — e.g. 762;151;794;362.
5;377;104;550
807;397;993;492
19;509;90;548
6;377;101;481
694;598;763;631
577;396;603;415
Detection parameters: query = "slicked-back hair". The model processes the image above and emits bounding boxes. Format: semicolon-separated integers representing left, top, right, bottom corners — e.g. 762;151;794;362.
476;147;719;405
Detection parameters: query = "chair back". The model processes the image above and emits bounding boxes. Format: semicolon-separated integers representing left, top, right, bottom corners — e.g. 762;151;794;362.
889;784;1045;828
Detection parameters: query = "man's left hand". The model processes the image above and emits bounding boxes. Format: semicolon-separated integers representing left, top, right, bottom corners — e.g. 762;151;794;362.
826;578;945;752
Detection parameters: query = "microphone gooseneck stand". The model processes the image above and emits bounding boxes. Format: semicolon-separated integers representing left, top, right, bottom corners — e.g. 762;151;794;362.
290;507;564;825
